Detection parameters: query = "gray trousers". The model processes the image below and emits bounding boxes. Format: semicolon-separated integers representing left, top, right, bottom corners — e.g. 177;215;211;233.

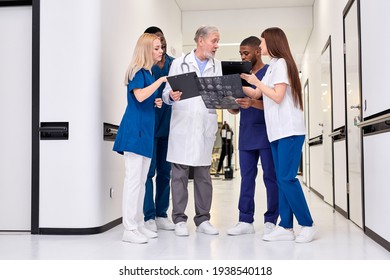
171;163;213;226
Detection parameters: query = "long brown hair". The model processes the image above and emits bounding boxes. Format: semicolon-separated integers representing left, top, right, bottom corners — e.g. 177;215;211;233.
261;27;303;110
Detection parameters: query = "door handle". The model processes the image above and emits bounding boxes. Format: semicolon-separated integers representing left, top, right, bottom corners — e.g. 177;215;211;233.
350;105;361;110
39;122;69;140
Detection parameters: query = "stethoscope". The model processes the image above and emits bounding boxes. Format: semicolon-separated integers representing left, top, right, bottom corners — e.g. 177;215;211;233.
180;52;216;73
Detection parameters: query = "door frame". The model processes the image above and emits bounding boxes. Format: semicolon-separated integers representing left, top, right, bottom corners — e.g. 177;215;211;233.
321;36;335;207
31;0;40;234
303;79;310;187
343;0;365;228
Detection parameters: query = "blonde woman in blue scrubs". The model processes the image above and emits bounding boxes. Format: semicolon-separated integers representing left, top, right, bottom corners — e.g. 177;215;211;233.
113;33;167;244
241;27;317;243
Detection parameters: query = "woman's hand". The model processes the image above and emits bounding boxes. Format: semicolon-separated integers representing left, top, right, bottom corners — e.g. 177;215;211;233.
154;98;162;108
240;73;259;87
159;76;167;83
242;85;262;99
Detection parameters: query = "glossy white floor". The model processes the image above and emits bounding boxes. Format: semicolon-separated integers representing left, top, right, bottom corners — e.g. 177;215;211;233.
1;173;390;261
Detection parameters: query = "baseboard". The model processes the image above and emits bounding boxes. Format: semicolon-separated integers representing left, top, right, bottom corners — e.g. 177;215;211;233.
365;226;390;252
334;205;348;218
309;186;324;200
37;217;122;235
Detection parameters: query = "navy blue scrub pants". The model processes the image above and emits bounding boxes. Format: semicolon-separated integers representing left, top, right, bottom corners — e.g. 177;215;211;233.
238;148;279;224
270;135;313;228
143;136;171;221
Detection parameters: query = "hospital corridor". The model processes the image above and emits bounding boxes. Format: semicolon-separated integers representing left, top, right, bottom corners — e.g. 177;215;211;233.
1;0;390;273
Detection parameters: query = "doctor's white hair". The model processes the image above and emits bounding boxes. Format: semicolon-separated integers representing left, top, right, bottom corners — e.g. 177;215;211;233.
194;25;219;43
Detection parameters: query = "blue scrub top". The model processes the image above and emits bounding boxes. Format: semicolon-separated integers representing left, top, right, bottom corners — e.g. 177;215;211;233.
152;54;174;138
113;69;157;158
239;64;271;150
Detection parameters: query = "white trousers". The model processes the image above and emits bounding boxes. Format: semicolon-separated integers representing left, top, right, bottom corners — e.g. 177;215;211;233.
123;152;151;230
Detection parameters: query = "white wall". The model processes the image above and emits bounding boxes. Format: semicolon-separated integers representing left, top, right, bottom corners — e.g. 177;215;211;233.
0;6;32;230
301;0;390;246
309;145;325;196
360;0;390;117
182;7;312;64
300;0;348;200
100;0;182;226
301;0;348;136
39;0;181;228
360;0;390;245
364;133;390;242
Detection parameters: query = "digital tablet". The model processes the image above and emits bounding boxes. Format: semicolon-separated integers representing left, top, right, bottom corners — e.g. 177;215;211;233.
166;72;200;100
221;61;252;86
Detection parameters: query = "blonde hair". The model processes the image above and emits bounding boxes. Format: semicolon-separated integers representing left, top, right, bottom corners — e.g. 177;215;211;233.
124;33;159;85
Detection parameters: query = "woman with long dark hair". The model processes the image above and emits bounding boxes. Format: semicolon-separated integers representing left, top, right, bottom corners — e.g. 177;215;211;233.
241;27;316;243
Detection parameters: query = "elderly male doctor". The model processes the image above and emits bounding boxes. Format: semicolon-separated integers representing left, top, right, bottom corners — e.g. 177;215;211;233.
162;25;222;236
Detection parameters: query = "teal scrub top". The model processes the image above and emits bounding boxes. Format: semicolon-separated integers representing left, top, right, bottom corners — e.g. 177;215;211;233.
152;54;174;138
113;69;157;158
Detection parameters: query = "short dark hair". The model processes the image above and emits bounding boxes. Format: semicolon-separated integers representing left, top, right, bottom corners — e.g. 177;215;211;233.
144;26;163;34
240;36;261;47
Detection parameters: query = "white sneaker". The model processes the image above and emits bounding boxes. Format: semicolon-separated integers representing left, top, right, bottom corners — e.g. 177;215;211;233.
196;221;219;235
227;222;255;236
138;226;158;239
175;221;189;236
262;226;295;241
122;230;148;244
295;226;317;243
144;219;157;232
263;222;276;235
156;217;175;231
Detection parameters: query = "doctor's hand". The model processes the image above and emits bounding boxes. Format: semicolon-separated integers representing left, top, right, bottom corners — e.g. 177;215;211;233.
235;97;253;109
169;90;182;102
154;98;162;108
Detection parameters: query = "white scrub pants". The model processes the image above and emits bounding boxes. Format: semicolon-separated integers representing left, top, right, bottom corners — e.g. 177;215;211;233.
123;152;151;231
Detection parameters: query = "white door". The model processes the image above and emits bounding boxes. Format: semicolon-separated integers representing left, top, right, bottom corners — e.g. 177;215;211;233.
344;0;363;228
334;140;348;214
0;6;32;231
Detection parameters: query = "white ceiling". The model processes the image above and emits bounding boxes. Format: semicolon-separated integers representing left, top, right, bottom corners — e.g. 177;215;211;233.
175;0;315;11
174;0;315;68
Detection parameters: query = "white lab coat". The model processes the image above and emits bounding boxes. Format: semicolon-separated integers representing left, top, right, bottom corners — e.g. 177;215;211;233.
162;50;222;166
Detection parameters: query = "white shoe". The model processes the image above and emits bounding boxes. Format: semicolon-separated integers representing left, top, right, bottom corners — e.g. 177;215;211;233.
156;217;175;231
144;219;157;232
196;221;219;235
295;226;317;243
262;226;295;241
138;226;158;239
122;230;148;244
263;222;276;235
227;222;255;236
175;221;189;236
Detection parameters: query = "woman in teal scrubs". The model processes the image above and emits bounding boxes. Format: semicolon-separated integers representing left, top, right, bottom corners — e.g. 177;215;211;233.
113;33;167;244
